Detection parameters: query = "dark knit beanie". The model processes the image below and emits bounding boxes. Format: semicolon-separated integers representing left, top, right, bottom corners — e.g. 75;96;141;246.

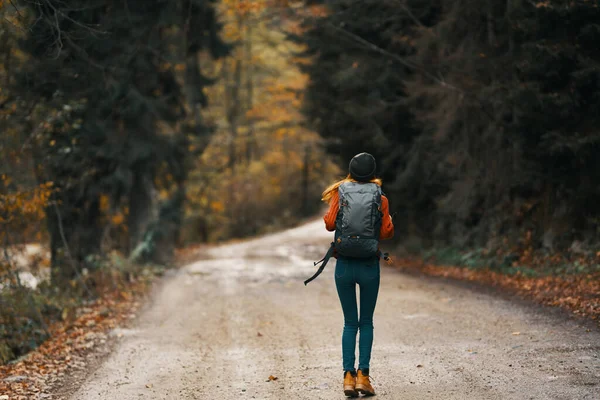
349;152;376;182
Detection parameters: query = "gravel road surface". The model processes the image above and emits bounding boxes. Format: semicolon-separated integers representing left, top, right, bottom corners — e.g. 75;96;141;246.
69;220;600;399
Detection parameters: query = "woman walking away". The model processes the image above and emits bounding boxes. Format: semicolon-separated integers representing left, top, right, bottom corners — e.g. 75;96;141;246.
322;152;394;397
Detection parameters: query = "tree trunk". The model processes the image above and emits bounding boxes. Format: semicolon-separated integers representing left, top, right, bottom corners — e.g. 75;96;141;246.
127;166;154;254
506;0;514;54
301;144;311;216
487;0;496;47
226;58;242;171
245;21;255;163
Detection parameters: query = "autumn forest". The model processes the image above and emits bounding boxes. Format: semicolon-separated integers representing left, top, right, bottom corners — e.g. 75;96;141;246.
1;1;600;396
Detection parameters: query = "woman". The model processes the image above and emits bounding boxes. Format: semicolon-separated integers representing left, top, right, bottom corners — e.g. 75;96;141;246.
322;152;394;397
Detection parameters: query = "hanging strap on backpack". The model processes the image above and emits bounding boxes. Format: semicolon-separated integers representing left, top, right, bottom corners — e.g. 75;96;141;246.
304;242;335;286
304;244;394;286
378;250;393;265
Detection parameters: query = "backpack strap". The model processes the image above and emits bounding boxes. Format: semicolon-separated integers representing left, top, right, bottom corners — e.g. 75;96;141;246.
304;242;336;286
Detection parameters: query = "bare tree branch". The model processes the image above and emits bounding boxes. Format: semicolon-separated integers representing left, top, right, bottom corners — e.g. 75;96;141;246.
52;201;94;297
8;0;24;19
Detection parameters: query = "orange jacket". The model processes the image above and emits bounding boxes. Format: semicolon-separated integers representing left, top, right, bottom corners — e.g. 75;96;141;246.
323;190;394;240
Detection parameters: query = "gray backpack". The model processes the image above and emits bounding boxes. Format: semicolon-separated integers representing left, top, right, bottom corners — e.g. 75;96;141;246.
304;181;384;286
334;181;383;258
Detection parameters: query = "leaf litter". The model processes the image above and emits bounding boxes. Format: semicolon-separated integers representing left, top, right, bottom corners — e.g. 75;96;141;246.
0;280;151;399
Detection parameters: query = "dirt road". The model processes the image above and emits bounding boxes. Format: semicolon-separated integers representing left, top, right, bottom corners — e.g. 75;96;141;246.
69;220;599;399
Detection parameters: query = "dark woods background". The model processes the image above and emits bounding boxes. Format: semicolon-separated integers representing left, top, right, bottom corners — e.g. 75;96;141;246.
1;0;599;363
298;0;600;255
1;0;231;361
1;0;332;361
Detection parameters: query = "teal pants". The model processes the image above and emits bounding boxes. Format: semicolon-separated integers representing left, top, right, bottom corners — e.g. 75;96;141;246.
334;257;380;372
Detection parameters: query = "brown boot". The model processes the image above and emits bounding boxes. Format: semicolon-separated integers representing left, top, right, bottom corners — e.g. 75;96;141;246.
356;369;375;396
343;370;358;397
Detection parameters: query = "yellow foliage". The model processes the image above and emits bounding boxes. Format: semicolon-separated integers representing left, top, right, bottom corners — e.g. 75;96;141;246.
275;128;287;139
159;189;170;200
111;213;125;226
180;0;341;243
0;179;54;227
99;194;110;212
210;201;225;213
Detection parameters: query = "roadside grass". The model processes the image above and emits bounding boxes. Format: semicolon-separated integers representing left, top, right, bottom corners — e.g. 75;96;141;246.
422;247;600;277
0;254;165;365
0;253;166;398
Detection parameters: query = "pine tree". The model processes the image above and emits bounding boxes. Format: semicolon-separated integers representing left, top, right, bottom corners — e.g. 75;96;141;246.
294;0;421;181
299;0;600;251
507;1;600;246
16;0;228;283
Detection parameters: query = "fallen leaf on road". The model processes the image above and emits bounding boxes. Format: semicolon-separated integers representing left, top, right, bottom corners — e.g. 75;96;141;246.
257;332;263;337
146;383;153;389
267;375;278;381
416;364;423;368
0;279;152;400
